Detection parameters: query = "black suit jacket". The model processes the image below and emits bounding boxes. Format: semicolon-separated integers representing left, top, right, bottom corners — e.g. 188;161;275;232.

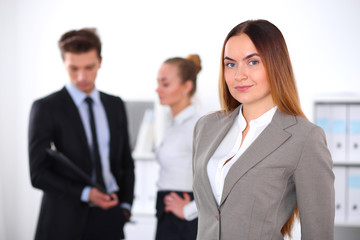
28;87;135;240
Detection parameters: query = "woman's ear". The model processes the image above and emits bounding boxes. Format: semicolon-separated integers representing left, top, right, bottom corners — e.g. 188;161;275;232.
183;80;194;95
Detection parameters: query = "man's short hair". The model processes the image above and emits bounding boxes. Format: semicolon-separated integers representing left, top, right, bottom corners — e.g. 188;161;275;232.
58;28;102;60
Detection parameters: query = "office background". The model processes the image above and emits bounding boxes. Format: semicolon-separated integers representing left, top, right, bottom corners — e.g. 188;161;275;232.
1;0;360;239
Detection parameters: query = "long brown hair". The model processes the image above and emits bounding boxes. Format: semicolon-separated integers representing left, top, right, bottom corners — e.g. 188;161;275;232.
219;19;303;237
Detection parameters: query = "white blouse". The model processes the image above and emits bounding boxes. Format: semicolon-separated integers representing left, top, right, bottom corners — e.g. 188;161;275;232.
156;105;200;220
207;106;277;205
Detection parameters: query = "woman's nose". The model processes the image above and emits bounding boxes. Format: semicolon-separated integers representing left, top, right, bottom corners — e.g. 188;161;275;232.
234;66;247;81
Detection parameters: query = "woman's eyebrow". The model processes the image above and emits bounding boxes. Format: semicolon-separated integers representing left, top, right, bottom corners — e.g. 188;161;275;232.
243;53;259;60
224;53;259;62
223;56;235;61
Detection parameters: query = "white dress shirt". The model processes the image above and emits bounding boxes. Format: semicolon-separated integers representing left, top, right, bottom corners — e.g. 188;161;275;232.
207;106;277;205
65;83;120;202
156;105;199;220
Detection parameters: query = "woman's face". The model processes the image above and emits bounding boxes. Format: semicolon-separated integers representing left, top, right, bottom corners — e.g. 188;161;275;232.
156;63;188;106
223;34;272;109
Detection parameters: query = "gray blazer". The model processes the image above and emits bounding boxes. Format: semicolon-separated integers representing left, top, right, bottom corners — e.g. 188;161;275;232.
192;106;335;240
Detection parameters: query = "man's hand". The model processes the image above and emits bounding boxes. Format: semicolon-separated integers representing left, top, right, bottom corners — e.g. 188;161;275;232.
164;192;191;220
89;188;118;210
122;208;131;222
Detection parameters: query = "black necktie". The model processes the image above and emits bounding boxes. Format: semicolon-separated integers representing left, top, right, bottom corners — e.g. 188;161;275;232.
85;97;106;189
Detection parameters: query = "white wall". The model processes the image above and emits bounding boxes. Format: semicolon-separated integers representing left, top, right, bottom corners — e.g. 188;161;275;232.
0;1;24;239
1;0;360;239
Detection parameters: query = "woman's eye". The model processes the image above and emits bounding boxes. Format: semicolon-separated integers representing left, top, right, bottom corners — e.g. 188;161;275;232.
226;62;236;68
249;60;259;66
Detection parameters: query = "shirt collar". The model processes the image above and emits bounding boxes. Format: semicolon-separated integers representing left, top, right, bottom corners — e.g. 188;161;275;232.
65;82;100;107
172;105;197;125
237;105;277;129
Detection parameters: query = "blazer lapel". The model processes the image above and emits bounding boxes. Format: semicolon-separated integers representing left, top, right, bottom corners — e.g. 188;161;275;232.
61;88;92;172
99;93;116;160
201;108;240;167
220;109;297;207
62;88;89;146
196;107;240;209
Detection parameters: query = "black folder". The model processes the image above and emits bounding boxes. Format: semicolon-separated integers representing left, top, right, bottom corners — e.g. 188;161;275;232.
46;148;114;200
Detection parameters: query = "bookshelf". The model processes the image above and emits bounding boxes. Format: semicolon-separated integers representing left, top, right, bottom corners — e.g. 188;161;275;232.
314;97;360;239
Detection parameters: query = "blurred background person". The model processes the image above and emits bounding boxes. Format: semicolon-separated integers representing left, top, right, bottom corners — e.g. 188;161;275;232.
154;54;202;240
28;28;135;240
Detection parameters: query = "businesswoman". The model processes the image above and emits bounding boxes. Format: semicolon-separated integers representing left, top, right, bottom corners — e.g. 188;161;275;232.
192;20;335;240
155;54;202;240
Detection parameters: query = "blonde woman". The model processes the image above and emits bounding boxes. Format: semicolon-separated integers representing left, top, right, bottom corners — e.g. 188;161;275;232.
155;54;202;240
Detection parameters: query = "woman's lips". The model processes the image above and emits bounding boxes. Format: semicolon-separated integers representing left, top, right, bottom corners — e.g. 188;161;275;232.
235;85;252;92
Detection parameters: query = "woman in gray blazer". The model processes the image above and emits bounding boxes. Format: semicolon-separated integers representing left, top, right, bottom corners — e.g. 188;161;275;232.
192;20;335;240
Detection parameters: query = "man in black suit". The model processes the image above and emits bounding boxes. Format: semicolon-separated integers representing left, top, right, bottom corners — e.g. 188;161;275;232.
28;28;135;240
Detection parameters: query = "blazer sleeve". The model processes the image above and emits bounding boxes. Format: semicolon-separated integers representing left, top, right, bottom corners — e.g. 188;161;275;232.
192;118;199;177
28;99;85;199
293;126;335;239
113;97;135;205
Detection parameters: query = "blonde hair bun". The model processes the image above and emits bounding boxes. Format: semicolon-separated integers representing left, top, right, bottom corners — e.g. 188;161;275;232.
186;54;202;74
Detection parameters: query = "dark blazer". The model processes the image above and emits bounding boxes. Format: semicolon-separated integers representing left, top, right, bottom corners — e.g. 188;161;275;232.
192;106;335;240
28;87;135;240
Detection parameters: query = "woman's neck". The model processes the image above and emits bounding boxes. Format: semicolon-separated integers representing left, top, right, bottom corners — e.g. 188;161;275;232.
242;101;275;123
170;98;191;117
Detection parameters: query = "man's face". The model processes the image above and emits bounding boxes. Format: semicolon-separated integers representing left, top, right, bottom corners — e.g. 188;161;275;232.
63;49;102;94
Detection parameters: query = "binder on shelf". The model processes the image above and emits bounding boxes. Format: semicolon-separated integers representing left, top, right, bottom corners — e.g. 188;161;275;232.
315;104;332;150
347;104;360;162
347;167;360;223
334;166;347;223
330;104;347;162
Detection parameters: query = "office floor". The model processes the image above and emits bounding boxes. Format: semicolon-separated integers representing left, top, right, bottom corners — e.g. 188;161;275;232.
124;214;157;240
